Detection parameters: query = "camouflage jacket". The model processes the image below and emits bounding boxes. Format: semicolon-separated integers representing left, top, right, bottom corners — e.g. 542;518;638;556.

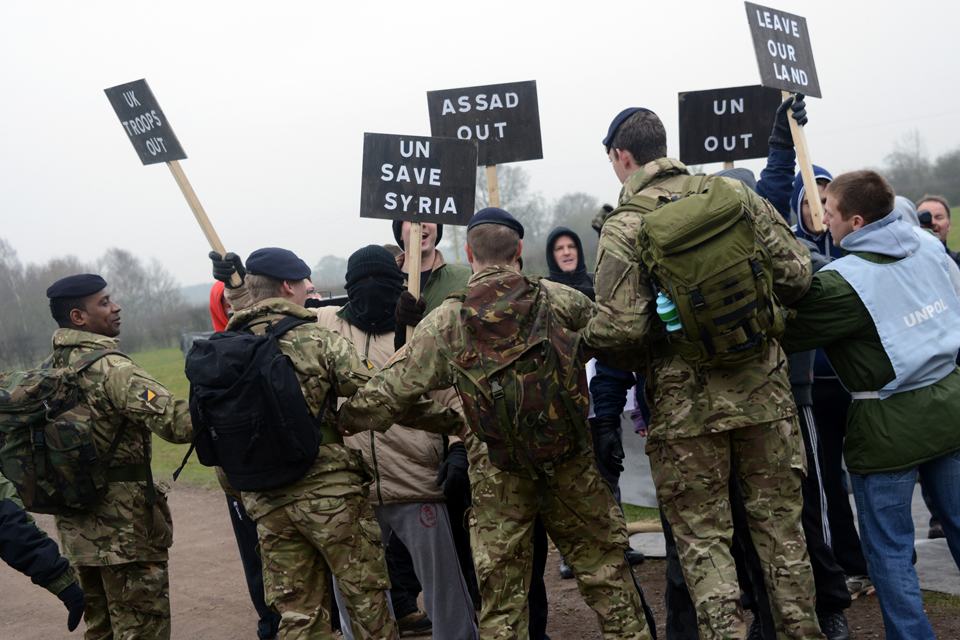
340;266;595;439
581;158;812;441
47;329;193;566
226;299;462;520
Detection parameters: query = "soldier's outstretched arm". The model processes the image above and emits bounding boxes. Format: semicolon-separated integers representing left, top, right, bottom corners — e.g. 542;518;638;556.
103;359;193;444
747;189;813;304
317;329;378;398
581;210;655;370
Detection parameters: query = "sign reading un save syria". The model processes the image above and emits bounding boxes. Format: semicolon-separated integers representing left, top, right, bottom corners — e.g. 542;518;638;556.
744;3;821;99
427;81;542;166
359;133;478;226
679;85;783;165
104;79;187;165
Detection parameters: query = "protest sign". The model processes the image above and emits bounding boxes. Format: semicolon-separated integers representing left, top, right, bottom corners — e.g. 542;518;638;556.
104;79;239;285
679;85;782;165
743;2;824;231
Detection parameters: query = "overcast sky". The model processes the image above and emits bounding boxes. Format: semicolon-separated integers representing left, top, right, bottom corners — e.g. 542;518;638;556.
2;0;958;287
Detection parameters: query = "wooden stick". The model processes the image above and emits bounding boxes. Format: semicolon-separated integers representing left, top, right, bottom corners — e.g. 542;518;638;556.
626;520;663;535
486;165;500;208
405;222;423;342
166;160;242;287
723;161;734;170
783;90;824;233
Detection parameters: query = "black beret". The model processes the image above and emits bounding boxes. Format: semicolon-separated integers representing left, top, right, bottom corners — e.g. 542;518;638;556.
345;245;403;289
467;207;524;239
602;107;653;148
391;220;443;249
46;274;107;299
245;248;311;280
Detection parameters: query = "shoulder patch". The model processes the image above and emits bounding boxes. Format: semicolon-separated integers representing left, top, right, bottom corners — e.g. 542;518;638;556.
595;252;633;301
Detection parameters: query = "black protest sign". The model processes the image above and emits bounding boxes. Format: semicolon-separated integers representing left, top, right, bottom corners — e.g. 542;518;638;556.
427;81;542;166
360;133;478;226
104;79;187;165
679;85;783;165
744;3;821;99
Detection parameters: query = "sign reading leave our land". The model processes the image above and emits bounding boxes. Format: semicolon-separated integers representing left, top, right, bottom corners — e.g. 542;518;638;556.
744;3;821;99
427;81;542;166
360;133;478;226
104;79;187;165
678;85;783;165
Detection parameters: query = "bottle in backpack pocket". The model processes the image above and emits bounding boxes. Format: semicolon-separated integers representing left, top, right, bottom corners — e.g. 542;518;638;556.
656;292;682;332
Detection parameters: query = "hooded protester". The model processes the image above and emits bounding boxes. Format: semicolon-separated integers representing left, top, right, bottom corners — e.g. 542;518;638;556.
791;165;842;260
545;227;594;299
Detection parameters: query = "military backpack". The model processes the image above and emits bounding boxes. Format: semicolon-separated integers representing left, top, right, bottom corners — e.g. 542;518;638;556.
0;350;136;515
621;174;790;376
181;316;327;492
449;274;592;510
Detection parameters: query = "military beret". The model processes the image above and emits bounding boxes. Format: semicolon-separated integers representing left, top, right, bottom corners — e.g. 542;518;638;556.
391;220;444;249
602;107;653;148
46;274;107;299
467;207;524;239
245;248;311;280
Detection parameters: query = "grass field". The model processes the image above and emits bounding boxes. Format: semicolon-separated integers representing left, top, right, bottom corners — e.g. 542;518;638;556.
946;206;960;250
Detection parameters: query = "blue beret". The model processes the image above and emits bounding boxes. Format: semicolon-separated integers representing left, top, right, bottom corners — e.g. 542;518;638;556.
245;248;311;280
467;207;524;239
46;274;107;299
602;107;653;148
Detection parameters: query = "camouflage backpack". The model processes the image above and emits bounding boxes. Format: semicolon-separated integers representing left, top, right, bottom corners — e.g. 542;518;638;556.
449;273;592;511
0;350;133;514
621;174;790;377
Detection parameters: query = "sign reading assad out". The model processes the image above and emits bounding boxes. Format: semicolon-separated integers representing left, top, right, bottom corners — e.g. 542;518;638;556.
678;85;783;165
744;3;821;99
104;79;187;165
427;81;542;166
359;133;478;226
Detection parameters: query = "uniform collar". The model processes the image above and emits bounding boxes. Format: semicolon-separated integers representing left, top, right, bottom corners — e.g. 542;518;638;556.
51;328;120;350
226;298;317;331
468;264;523;285
619;158;690;205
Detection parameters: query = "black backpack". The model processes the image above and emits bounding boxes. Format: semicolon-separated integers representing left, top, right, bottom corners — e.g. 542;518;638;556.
178;317;326;492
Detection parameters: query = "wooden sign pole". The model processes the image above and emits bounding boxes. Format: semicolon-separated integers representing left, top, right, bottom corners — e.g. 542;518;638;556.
486;165;500;208
723;161;734;170
405;222;423;341
783;90;824;233
166;160;243;287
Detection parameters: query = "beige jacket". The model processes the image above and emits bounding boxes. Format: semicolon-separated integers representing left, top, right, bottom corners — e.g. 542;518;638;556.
316;306;461;505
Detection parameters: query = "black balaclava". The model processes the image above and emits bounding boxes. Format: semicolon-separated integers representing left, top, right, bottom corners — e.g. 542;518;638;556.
344;245;405;334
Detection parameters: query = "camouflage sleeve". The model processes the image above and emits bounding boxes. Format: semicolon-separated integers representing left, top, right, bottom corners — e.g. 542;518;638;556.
102;357;193;445
744;186;812;304
340;303;464;436
317;329;376;398
540;281;597;331
580;210;655;370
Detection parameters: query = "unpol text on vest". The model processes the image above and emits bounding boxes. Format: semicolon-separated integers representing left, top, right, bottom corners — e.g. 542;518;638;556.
903;299;950;327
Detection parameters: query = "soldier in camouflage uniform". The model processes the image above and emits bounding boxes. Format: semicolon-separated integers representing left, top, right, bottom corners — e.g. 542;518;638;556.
341;209;653;640
44;274;195;639
581;108;823;640
215;247;462;640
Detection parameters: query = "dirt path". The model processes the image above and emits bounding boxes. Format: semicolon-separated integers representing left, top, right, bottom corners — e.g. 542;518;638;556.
2;483;957;639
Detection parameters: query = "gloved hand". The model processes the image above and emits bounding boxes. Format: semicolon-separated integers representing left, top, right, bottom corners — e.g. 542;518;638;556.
209;251;246;289
436;442;470;502
57;582;86;632
769;93;807;150
592;413;625;476
395;291;426;328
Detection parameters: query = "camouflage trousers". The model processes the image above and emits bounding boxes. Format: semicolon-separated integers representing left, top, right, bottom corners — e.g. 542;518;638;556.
256;481;398;640
467;447;652;640
648;418;824;640
76;561;170;640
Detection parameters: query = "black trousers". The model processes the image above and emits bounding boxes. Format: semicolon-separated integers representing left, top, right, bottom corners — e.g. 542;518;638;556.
224;494;282;639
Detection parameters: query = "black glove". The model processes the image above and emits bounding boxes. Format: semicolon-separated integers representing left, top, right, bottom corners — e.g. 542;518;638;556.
769;92;807;150
395;290;426;328
592;414;625;476
436;442;470;502
209;251;246;289
57;582;86;632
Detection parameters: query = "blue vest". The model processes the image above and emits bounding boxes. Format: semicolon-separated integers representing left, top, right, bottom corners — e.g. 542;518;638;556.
820;229;960;399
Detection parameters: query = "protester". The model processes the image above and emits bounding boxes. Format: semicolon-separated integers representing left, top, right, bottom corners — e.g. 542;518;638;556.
783;170;960;640
584;106;822;639
916;195;958;265
44;274;195;639
341;208;654;640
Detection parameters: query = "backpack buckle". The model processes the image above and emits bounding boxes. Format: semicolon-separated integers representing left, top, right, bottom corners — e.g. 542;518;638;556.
750;259;764;280
691;288;706;309
490;379;505;400
541;461;555;477
31;427;44;450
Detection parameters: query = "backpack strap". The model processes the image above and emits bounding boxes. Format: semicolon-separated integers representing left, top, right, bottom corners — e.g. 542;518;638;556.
266;316;313;337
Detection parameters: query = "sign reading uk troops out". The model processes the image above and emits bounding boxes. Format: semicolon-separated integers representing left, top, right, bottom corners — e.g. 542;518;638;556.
679;85;783;165
744;3;821;98
427;81;542;167
359;133;478;226
104;79;187;165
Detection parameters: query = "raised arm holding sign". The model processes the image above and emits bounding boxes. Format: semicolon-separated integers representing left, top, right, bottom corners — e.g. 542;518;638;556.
104;79;242;286
744;2;824;232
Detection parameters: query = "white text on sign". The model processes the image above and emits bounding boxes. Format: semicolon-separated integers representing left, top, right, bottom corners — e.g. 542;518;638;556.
118;89;170;157
380;141;458;215
753;9;809;87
